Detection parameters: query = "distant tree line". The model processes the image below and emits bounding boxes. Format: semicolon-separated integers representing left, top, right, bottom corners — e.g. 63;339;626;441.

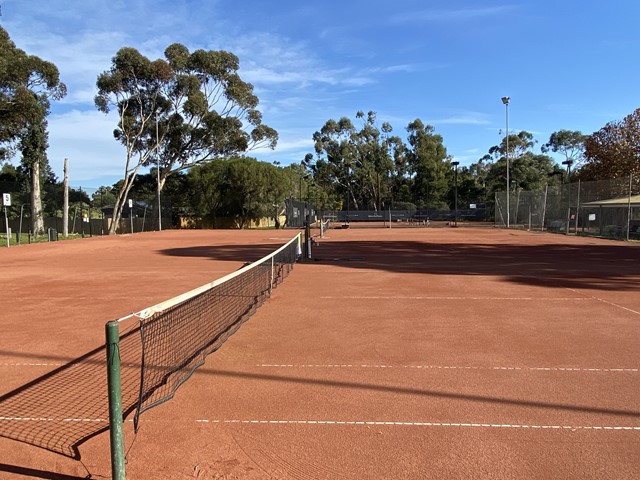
1;23;639;232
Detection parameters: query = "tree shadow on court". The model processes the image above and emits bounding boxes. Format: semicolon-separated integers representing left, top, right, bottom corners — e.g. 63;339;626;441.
160;239;640;291
310;239;640;292
159;243;290;264
203;368;640;420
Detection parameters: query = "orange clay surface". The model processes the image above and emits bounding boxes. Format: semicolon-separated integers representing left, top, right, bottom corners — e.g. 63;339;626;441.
1;227;639;479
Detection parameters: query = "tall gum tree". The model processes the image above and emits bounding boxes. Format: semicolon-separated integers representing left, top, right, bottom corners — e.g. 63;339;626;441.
309;111;402;211
0;26;66;234
96;44;277;234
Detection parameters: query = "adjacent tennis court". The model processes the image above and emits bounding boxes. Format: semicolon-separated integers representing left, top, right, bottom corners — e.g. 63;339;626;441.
1;227;639;479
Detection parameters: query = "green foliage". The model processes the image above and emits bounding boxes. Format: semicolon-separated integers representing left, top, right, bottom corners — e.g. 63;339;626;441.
0;26;66;160
477;130;555;197
582;108;640;181
541;130;586;167
405;119;450;209
309;111;406;211
95;42;278;233
187;157;289;228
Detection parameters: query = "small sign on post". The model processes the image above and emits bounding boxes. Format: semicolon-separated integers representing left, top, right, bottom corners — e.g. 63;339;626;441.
128;199;134;234
3;193;10;248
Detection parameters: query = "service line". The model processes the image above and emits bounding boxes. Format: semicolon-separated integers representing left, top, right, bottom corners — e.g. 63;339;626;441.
257;364;639;373
193;419;640;431
3;416;637;432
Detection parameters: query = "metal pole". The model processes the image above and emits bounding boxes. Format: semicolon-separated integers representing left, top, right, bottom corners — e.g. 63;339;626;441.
299;175;303;228
156;112;162;232
451;161;459;227
4;206;9;248
506;104;509;228
541;184;548;231
502;98;510;228
454;163;458;226
19;204;24;244
564;161;572;235
627;175;633;241
575;179;581;234
105;321;126;480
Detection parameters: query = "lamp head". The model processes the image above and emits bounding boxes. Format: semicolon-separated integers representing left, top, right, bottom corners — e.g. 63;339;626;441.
501;96;510;105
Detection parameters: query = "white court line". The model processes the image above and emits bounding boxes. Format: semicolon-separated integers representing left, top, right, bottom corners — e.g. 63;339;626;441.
319;296;590;300
566;288;640;317
0;417;109;422
192;419;640;431
3;417;637;432
0;362;66;367
257;364;639;373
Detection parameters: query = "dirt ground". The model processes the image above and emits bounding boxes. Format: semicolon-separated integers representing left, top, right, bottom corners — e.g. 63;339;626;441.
1;228;639;479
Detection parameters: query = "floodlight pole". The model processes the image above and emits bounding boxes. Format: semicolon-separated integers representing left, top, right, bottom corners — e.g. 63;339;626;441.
451;161;460;227
156;111;162;232
501;96;510;228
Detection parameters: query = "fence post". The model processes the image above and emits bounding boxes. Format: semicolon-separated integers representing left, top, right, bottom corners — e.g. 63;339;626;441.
541;185;548;231
627;175;633;241
574;180;581;234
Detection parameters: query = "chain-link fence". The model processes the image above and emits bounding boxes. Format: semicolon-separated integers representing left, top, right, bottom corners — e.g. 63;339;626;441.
0;181;177;242
495;175;640;240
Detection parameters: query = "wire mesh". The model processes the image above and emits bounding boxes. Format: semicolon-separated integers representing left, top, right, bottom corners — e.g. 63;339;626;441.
125;234;300;429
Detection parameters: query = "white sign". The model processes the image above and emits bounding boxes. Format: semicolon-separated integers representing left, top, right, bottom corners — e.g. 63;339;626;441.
469;203;477;209
588;214;596;221
128;199;133;208
2;193;11;207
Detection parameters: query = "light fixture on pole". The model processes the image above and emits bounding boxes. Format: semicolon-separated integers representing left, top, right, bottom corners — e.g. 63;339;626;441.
501;96;510;228
451;161;459;227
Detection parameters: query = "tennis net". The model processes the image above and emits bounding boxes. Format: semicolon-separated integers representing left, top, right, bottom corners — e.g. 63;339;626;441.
107;233;302;435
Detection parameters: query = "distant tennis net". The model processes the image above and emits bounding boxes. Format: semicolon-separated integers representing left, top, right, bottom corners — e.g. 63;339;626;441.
105;233;301;476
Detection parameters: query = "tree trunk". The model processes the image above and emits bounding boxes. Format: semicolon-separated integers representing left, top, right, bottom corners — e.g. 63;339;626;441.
108;174;137;235
31;161;44;235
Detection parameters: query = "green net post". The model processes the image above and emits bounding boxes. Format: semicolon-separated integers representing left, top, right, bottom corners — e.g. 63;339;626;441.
106;321;126;480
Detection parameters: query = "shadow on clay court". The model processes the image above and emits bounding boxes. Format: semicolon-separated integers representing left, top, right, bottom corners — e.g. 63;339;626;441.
0;463;91;480
160;240;640;292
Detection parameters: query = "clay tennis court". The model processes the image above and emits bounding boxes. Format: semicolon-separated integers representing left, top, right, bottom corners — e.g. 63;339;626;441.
1;227;639;479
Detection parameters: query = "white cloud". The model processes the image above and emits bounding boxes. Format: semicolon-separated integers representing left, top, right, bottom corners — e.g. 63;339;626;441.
47;110;128;185
433;113;492;126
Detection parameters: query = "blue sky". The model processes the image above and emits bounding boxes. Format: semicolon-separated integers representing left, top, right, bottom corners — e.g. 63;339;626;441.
2;0;639;188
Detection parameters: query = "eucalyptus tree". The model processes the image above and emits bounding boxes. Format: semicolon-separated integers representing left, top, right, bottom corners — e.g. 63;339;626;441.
481;131;555;194
309;111;403;211
96;43;278;233
541;130;586;170
405;119;450;209
0;26;67;234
